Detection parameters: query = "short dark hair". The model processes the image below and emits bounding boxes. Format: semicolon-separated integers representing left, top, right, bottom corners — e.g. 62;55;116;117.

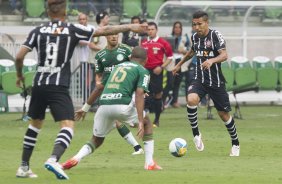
131;16;141;23
148;21;158;29
193;10;209;21
131;46;147;62
96;11;109;24
47;0;66;15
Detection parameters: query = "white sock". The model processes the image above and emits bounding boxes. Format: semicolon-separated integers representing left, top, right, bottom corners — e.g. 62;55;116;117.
73;144;93;161
144;140;154;166
124;132;139;147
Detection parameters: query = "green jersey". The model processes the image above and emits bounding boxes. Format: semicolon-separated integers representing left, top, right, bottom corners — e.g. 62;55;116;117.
100;61;150;105
95;43;132;85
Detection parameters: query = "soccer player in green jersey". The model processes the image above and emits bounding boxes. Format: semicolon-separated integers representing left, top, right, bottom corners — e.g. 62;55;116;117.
62;46;162;170
75;34;144;155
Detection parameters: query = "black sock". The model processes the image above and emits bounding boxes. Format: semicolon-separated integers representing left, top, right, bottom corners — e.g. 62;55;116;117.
187;105;199;136
21;125;40;168
225;117;239;146
134;145;142;151
51;127;73;162
154;98;163;124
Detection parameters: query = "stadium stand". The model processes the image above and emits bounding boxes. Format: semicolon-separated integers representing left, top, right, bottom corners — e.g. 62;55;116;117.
24;0;45;18
122;0;143;18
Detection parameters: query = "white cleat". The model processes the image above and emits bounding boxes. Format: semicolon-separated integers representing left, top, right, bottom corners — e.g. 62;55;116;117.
193;133;204;151
230;145;240;157
132;148;144;155
16;166;38;178
44;159;69;180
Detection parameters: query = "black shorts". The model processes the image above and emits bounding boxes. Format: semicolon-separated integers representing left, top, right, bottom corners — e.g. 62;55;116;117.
148;69;163;95
28;85;74;121
188;80;231;112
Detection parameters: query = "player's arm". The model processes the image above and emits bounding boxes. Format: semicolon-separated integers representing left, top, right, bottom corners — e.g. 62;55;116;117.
172;49;194;75
201;49;228;70
15;46;30;88
75;73;104;121
135;87;145;139
93;23;147;37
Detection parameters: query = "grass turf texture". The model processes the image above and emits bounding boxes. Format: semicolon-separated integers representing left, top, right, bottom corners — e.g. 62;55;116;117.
0;106;282;183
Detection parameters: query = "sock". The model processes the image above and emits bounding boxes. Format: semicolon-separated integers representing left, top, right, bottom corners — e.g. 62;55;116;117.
73;141;96;161
187;105;199;136
21;124;40;168
117;124;141;151
224;116;239;146
143;134;154;166
154;98;163;124
51;127;73;162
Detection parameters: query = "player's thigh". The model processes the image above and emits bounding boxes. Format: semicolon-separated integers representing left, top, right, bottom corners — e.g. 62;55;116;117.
47;86;75;122
93;105;116;137
208;86;231;112
187;80;206;105
28;86;48;120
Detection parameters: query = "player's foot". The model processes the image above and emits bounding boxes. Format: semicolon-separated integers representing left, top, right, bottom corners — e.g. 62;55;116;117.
144;161;162;170
132;148;144;155
61;158;79;170
230;145;240;156
16;166;38;178
193;133;204;151
44;159;69;180
153;124;159;128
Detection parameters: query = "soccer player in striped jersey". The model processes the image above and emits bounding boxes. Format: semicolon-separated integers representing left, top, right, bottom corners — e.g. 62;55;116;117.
15;0;147;180
173;10;240;156
75;33;144;155
62;46;162;171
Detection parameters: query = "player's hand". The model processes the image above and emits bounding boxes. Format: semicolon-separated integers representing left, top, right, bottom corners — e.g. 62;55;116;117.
16;75;24;88
130;23;148;33
172;65;181;76
201;60;213;70
137;122;144;139
74;109;87;121
153;66;162;75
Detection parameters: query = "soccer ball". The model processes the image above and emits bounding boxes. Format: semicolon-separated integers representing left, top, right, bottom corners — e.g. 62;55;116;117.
169;138;187;157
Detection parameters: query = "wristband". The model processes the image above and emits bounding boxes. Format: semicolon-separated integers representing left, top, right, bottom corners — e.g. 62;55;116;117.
81;103;91;112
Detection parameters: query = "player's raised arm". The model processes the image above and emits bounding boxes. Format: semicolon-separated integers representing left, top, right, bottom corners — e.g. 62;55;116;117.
93;23;148;37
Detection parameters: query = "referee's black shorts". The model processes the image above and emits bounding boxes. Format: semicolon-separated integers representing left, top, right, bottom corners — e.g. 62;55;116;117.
188;80;231;112
28;85;74;121
148;69;163;95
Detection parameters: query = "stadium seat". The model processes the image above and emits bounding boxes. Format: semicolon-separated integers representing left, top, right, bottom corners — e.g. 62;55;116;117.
23;59;37;73
221;61;234;91
146;0;165;18
1;71;22;95
253;56;278;90
231;56;257;90
24;0;45;17
274;56;282;91
24;71;35;89
122;0;142;18
0;59;15;89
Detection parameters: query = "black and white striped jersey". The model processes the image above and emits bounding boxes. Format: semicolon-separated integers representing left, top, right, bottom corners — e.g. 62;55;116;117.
191;29;226;88
23;20;95;87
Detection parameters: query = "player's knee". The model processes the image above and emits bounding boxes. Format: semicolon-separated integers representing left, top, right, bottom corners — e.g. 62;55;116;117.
187;94;200;106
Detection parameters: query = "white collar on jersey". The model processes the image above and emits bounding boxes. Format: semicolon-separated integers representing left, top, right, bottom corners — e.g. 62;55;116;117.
147;36;159;42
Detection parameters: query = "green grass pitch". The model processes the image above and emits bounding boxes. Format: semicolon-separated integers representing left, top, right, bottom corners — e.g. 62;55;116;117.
0;106;282;183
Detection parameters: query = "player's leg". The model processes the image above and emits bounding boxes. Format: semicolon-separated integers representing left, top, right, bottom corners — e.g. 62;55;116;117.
186;81;206;151
115;121;144;155
44;86;75;179
209;86;240;156
62;105;112;170
142;115;162;170
16;86;46;178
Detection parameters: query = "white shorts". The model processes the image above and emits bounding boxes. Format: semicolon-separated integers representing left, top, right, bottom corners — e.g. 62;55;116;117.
93;101;138;137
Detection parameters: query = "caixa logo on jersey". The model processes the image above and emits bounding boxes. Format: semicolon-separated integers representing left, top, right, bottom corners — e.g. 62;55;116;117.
196;50;214;57
101;93;123;100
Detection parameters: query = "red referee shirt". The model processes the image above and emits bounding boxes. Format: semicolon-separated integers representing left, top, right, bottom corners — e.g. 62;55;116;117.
141;36;173;70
